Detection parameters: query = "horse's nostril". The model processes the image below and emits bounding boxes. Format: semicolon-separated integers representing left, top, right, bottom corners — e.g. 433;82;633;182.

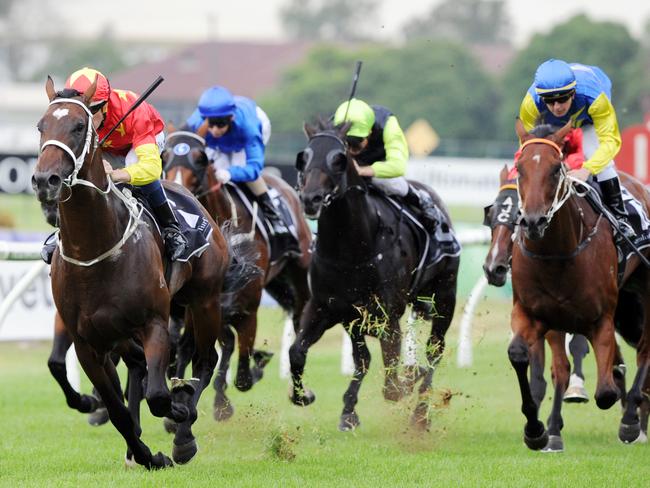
495;265;508;276
48;174;62;188
31;175;38;191
312;194;323;204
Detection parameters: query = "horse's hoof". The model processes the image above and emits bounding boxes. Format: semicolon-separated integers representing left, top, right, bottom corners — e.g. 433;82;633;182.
524;423;548;451
563;375;589;403
213;400;235;421
619;422;642;444
410;402;431;431
171;377;198;396
235;373;253;392
124;453;137;468
87;407;109;426
253;350;274;369
541;435;564;453
172;438;198;465
383;383;405;402
338;412;360;432
291;389;316;407
163;417;178;434
150;451;174;469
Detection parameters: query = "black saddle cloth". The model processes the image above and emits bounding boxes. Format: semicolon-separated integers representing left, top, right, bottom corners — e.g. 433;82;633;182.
131;183;213;262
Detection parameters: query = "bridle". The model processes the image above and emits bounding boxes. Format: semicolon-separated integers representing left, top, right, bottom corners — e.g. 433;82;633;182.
164;132;218;199
39;97;144;267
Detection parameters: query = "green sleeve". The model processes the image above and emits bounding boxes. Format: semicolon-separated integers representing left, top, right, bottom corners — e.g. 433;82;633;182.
370;116;409;178
583;93;622;175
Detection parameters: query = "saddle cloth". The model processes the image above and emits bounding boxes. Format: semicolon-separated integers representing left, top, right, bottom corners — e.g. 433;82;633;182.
132;183;213;263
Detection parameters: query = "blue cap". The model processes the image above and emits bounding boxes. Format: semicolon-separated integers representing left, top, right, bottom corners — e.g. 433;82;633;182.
198;86;236;118
534;59;576;97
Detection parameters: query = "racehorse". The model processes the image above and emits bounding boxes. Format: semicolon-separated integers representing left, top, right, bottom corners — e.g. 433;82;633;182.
509;119;650;451
33;77;239;469
162;130;312;420
291;120;460;430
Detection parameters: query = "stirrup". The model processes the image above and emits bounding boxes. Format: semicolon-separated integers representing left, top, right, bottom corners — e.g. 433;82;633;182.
163;228;188;261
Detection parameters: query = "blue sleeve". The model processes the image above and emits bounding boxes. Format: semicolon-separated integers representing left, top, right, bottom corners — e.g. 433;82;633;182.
185;109;204;132
228;131;265;182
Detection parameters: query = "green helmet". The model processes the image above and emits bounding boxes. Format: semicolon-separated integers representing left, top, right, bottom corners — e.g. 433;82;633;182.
333;98;375;138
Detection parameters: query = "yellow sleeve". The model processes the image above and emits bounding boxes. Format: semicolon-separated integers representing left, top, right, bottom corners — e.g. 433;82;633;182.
583;93;622;175
370;116;409;178
518;93;540;135
125;143;162;185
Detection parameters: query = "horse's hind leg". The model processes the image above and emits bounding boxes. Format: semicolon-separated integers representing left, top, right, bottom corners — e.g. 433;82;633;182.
591;316;620;409
74;339;172;469
172;301;220;464
544;331;570;452
564;334;590;403
379;316;405;402
412;273;457;430
213;325;235;421
47;313;100;414
233;310;258;392
339;327;371;432
619;327;650;443
508;303;547;450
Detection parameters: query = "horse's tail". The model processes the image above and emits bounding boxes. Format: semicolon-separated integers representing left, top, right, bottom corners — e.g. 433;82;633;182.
220;221;262;313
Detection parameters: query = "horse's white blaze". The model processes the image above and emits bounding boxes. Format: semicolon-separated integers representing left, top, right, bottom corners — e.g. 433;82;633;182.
533;154;541;164
489;236;501;265
52;108;69;120
174;171;183;185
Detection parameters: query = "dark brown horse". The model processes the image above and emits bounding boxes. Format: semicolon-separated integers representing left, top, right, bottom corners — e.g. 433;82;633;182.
291;121;460;431
509;119;650;451
162;130;311;420
33;77;232;469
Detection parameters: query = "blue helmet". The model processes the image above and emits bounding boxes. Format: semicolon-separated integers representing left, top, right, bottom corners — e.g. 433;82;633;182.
534;59;576;97
198;86;236;118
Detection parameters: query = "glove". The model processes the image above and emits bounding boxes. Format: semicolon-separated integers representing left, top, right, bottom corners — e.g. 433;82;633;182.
215;169;231;183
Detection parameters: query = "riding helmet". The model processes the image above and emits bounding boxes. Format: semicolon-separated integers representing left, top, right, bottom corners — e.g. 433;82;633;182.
65;67;111;108
198;86;236;118
534;59;576;97
334;98;375;138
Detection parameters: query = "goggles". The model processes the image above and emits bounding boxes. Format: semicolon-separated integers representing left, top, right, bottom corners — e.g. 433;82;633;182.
207;116;232;128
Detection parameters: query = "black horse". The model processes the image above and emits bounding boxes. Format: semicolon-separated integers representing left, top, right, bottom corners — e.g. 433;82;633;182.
289;121;460;430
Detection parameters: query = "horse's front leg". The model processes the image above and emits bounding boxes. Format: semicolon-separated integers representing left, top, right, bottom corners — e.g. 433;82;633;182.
379;316;405;403
530;336;547;408
74;338;172;469
590;315;620;409
233;310;258;392
47;312;100;414
619;324;650;443
213;325;235;421
508;302;547;450
339;326;370;431
172;299;220;465
289;301;332;406
543;330;570;452
116;340;147;465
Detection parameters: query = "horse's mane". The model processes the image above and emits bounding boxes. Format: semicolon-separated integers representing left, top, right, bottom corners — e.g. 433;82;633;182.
54;88;83;100
530;123;561;138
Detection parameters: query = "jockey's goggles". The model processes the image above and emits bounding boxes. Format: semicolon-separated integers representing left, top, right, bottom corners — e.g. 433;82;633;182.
541;90;575;105
346;135;365;149
207;116;232;128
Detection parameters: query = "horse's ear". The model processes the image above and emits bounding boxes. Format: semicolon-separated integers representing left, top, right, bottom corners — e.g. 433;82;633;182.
193;148;209;167
336;121;352;139
515;117;530;142
45;76;56;102
295;151;306;172
167;120;177;134
196;118;209;138
550;120;573;145
82;76;98;107
499;164;509;184
303;122;317;140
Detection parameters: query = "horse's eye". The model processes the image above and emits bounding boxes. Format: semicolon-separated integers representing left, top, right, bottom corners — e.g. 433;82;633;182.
551;165;562;177
74;121;85;133
37;119;44;133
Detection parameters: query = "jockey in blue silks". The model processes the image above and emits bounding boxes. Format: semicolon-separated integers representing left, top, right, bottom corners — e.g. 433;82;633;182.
184;85;299;254
518;59;634;237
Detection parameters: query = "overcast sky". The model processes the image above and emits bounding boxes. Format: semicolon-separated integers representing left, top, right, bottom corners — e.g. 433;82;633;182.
62;0;650;46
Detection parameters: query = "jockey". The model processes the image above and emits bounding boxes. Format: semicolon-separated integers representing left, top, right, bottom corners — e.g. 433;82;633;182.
519;59;634;236
183;85;299;255
333;98;440;232
41;67;189;263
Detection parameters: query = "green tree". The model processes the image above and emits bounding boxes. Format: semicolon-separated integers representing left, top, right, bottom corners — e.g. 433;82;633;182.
259;40;499;143
280;0;381;41
498;14;640;140
403;0;512;45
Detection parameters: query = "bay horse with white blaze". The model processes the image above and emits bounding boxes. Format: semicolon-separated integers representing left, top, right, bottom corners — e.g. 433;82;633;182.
162;130;312;420
510;119;650;451
32;77;232;469
291;121;460;430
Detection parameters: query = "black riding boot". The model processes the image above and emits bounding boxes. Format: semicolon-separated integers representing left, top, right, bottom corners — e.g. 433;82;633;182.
257;191;300;256
600;177;635;238
152;201;189;261
404;185;441;232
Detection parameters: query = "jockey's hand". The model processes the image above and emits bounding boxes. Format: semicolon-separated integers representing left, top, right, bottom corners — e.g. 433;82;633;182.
568;167;591;182
352;159;375;177
103;159;131;183
215;169;231;183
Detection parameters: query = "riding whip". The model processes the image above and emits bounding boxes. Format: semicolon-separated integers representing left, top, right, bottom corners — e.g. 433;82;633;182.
99;75;164;146
341;61;363;123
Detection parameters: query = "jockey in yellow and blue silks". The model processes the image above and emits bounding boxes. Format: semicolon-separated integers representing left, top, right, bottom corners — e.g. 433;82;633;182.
184;85;299;254
519;59;633;236
333;98;440;231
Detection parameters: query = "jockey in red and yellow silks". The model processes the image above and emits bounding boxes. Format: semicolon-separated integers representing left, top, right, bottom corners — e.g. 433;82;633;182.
41;67;188;263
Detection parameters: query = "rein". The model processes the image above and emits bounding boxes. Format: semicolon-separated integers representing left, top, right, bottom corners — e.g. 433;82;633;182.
41;97;145;267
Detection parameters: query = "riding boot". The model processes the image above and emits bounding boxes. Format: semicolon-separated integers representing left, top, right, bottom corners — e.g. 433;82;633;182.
600;177;635;238
152;201;189;261
404;185;441;233
257;191;300;256
41;232;58;264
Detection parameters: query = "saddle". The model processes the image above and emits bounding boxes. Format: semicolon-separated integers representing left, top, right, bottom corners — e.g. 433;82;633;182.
130;183;213;263
224;182;300;264
368;186;461;295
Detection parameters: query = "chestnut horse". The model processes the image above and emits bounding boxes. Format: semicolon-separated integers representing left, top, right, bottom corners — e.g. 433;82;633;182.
291;121;459;431
509;120;650;451
162;131;311;420
33;78;231;469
